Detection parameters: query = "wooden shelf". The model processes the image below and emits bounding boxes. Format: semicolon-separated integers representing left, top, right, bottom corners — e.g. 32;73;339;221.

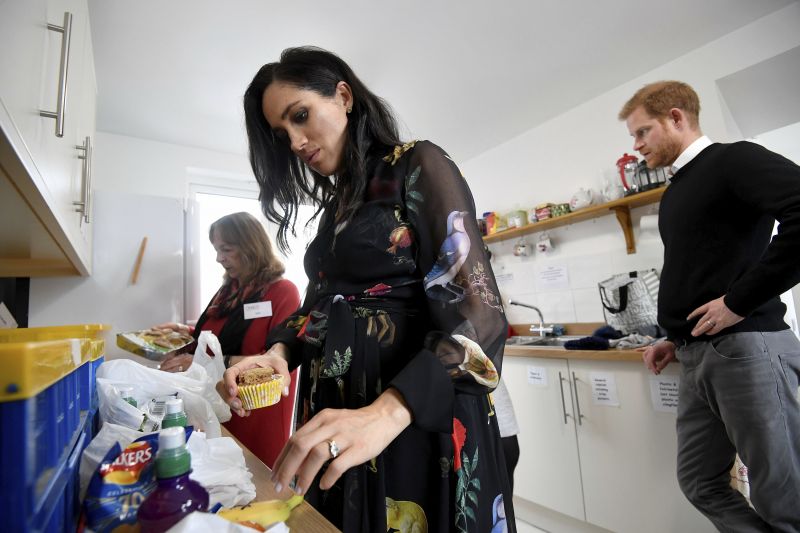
482;186;666;254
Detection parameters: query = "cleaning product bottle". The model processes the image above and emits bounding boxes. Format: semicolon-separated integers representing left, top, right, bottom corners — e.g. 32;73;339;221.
161;398;188;428
137;426;209;532
119;386;137;407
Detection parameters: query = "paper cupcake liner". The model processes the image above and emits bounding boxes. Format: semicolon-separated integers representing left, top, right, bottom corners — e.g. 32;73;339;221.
238;374;284;410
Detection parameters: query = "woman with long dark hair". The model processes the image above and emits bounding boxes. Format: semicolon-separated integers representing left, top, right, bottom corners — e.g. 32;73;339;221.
222;47;514;532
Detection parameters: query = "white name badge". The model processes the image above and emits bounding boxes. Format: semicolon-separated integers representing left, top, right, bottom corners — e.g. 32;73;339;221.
244;301;273;320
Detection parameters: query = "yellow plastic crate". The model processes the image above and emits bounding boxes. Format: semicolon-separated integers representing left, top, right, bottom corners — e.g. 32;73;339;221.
0;324;110;367
0;323;108;341
0;340;83;402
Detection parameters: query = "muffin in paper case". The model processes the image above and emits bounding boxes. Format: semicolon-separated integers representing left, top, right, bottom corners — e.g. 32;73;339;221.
237;368;284;410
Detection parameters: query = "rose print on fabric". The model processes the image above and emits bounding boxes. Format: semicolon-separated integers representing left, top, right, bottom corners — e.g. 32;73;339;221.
452;417;466;472
455;447;481;532
321;346;352;378
387;225;413;254
424;210;471;303
451;417;483;531
364;283;392;297
404;166;423;216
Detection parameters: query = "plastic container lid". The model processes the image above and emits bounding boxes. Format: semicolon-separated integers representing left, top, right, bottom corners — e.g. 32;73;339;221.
0;340;84;402
118;386;134;397
158;426;186;450
164;398;184;415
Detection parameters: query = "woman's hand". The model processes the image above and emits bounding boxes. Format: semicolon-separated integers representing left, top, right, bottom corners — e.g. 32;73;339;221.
271;388;412;495
159;352;193;373
218;343;291;417
153;322;192;335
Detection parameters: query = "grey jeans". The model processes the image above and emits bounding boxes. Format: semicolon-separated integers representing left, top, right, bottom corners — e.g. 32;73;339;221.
676;330;800;533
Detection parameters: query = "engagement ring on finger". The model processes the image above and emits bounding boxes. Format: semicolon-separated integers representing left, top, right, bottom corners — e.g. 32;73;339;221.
706;320;716;327
327;439;340;459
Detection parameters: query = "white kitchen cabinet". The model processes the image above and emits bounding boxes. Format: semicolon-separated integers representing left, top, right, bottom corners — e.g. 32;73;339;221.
505;355;714;533
503;356;585;521
0;0;96;276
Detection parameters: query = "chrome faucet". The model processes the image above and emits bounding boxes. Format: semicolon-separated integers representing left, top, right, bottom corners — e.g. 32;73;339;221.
508;299;554;336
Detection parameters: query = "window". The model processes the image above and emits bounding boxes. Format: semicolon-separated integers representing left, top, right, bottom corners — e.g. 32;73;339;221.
185;183;317;323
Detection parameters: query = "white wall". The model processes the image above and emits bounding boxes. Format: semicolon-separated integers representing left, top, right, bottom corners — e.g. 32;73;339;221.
460;3;800;327
29;132;254;323
93;131;253;199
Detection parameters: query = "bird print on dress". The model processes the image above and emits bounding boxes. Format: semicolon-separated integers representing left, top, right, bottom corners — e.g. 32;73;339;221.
490;494;508;533
424;210;471;303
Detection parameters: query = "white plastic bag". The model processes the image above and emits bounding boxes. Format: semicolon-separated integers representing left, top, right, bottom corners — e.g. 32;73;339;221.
192;330;227;385
97;359;227;437
186;431;256;508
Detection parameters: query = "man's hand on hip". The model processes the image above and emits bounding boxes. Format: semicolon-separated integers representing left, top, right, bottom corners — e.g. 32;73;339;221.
688;295;744;337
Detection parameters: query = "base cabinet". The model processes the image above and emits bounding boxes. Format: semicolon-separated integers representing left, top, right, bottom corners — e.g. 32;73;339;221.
504;355;715;533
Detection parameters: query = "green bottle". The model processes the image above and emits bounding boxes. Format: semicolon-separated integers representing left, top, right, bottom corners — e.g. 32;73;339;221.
119;386;137;407
161;397;188;428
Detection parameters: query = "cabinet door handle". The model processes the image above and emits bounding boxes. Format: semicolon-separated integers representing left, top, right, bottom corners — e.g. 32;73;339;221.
572;372;585;425
558;371;572;425
39;12;73;138
74;135;91;223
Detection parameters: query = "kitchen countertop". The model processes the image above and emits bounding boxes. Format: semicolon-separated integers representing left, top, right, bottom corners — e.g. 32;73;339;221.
504;344;644;362
221;427;341;532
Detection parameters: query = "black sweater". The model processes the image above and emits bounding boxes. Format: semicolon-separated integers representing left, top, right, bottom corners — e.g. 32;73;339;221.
658;141;800;341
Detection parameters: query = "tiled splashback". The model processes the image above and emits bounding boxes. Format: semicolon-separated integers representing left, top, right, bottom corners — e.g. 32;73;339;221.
487;211;664;326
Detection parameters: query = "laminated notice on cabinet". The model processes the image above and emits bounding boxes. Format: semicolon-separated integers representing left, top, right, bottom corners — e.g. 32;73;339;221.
527;366;548;386
649;375;680;413
590;372;619;406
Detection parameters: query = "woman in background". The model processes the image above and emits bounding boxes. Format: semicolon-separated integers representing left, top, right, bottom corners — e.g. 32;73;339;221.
220;47;515;532
160;211;300;467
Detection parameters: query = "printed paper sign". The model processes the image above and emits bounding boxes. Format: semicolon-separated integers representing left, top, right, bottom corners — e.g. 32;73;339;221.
590;372;620;406
527;366;548;386
536;265;569;291
244;301;273;320
495;273;514;285
649;375;680;413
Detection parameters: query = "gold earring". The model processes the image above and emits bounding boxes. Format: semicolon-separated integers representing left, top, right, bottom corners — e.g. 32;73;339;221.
346;107;352;114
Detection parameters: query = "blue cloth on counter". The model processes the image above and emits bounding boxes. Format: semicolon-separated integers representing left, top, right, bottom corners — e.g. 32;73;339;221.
593;325;624;339
564;336;610;350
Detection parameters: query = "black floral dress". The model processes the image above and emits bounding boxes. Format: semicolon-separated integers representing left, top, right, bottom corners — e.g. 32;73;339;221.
267;141;515;533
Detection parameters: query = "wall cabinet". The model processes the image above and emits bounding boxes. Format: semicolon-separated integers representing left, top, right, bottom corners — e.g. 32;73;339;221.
504;355;715;533
0;0;96;276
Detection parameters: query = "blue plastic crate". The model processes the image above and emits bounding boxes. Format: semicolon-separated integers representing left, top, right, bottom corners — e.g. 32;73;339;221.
0;341;101;533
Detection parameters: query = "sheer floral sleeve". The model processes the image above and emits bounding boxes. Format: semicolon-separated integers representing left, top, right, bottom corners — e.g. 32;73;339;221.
388;141;508;433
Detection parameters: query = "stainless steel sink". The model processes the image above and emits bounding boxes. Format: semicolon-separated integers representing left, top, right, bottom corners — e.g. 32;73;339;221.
505;335;584;347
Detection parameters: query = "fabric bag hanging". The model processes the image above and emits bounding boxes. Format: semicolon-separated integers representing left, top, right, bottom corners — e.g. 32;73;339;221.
598;269;660;334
